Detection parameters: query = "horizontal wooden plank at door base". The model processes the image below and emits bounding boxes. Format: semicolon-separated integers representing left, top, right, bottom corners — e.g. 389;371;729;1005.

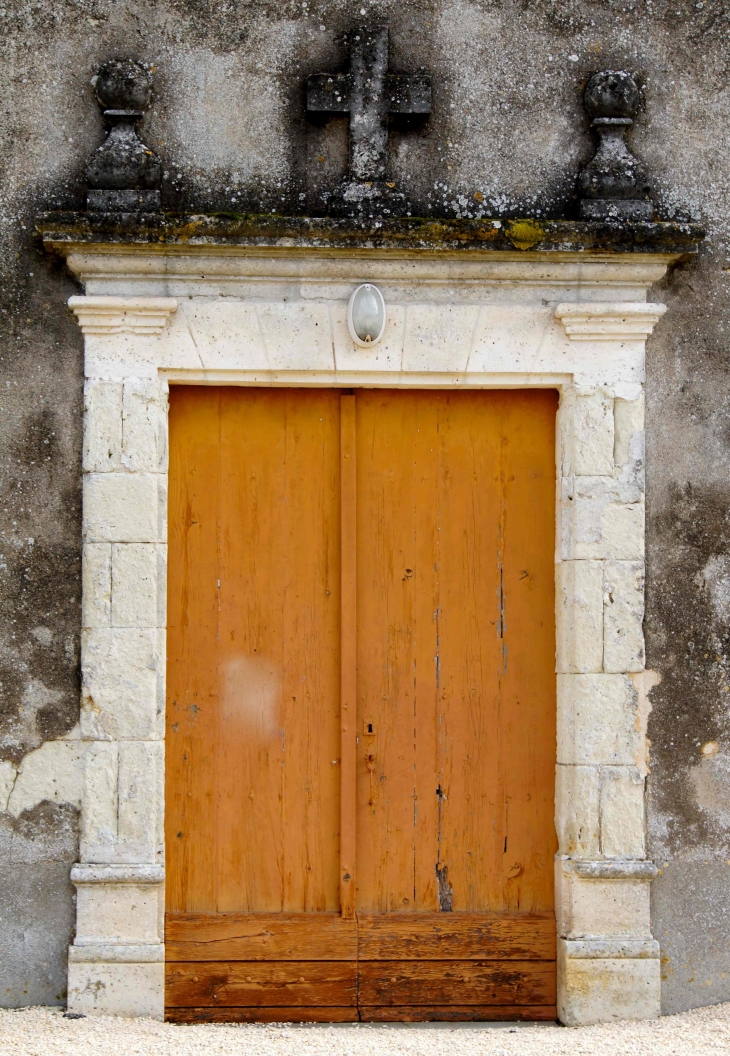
165;913;357;961
166;1005;557;1024
360;1006;557;1022
166;961;357;1008
166;1007;360;1024
357;960;556;1007
357;913;556;961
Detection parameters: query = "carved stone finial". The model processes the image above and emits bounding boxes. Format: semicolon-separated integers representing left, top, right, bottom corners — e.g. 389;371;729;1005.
577;71;652;221
86;59;161;213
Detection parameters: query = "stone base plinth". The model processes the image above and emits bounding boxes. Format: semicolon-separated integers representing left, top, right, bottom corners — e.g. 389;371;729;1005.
68;951;164;1018
558;940;661;1025
68;863;165;1018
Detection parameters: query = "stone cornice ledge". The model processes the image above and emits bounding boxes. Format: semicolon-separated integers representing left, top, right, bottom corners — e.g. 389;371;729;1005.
39;211;704;256
555;302;667;341
68;295;177;335
71;864;165;884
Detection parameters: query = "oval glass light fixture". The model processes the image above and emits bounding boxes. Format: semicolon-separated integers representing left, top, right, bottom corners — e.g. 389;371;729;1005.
347;283;386;347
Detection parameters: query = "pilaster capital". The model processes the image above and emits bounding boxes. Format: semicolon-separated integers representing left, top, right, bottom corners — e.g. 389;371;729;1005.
555;301;667;341
69;296;177;336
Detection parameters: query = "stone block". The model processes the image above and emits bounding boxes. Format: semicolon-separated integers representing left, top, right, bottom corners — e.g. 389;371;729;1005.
82;543;111;627
556;864;652;939
84;473;161;543
572;392;615;476
613;393;644;482
156;545;167;628
121;377;166;472
558;673;640;765
83;380;123;472
67;960;164;1019
556;560;603;673
156;627;167;729
468;306;557;374
331;301;404;372
157;472;168;544
256;302;334;370
81;628;160;740
600;767;646;858
178;298;268;369
402;304;479;372
117;741;164;863
558;944;660;1025
555;764;600;857
556;389;574;480
562;476;644;561
73;872;163;946
111;543;158;628
84;327;197;380
80;742;118;862
603;560;645;672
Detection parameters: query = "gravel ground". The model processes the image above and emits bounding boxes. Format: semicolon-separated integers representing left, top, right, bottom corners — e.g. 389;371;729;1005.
2;1005;730;1056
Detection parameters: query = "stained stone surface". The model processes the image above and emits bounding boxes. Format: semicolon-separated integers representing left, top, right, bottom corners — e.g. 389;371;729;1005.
0;0;728;1016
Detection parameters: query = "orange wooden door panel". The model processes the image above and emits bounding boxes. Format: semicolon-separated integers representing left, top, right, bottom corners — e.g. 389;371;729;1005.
165;386;557;1023
166;387;341;915
355;390;557;914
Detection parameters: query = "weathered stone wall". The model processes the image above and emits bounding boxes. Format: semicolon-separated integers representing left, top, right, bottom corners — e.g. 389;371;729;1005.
0;0;728;1012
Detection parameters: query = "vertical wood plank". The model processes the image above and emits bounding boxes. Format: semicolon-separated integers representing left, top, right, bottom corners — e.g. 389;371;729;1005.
166;388;222;914
167;388;341;915
355;392;440;912
340;395;357;919
355;390;556;915
495;391;558;911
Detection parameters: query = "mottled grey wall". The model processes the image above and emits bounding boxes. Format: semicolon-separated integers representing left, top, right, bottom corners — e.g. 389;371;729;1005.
0;0;728;1012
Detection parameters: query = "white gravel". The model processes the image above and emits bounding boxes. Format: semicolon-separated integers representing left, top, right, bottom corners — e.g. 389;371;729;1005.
2;1005;730;1056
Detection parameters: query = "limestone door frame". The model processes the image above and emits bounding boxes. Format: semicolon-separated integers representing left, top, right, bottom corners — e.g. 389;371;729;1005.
52;236;684;1025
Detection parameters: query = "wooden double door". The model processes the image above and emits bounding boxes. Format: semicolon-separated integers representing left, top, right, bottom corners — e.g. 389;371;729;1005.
165;387;557;1023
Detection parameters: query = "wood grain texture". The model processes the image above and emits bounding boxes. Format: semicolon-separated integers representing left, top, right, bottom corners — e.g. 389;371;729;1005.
355;391;557;914
165;914;358;961
165;962;357;1007
166;1007;359;1023
359;1005;557;1022
340;396;357;919
166;389;341;915
357;912;556;960
166;388;558;1023
357;960;556;1006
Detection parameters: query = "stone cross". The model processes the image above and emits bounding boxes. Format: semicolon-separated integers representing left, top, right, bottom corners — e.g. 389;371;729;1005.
307;26;431;184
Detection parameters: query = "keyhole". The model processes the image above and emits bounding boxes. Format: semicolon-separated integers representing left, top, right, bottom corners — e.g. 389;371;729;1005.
367;723;373;734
